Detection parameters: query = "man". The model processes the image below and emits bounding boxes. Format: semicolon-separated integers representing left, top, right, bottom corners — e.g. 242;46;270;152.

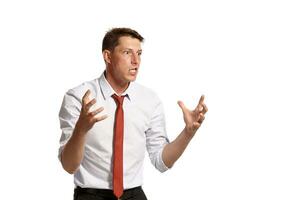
58;28;208;200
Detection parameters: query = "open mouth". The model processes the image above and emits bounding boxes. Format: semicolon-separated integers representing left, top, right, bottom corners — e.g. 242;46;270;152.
129;68;138;73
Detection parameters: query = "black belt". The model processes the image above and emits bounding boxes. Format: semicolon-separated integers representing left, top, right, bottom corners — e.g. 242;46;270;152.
75;186;142;199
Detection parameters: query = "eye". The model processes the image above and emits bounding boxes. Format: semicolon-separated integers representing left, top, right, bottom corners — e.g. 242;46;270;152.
123;50;131;55
138;52;142;56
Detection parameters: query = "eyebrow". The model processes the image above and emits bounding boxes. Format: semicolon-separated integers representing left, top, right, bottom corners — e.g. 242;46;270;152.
123;48;142;52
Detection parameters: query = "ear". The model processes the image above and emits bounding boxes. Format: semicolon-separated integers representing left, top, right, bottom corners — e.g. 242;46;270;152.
102;50;112;64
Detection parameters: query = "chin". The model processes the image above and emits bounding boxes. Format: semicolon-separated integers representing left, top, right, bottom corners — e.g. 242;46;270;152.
126;76;137;82
128;78;136;82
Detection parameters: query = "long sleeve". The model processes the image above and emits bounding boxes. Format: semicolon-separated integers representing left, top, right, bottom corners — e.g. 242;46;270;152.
145;99;170;173
58;89;81;161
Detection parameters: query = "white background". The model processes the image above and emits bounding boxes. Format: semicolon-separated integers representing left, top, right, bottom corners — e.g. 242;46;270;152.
0;0;299;199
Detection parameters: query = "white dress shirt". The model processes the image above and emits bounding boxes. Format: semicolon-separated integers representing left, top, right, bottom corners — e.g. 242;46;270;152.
58;72;170;189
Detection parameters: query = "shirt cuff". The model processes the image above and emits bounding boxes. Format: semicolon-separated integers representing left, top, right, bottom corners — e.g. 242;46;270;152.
157;145;170;172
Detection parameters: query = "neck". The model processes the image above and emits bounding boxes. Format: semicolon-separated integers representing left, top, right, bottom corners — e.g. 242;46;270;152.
105;70;129;95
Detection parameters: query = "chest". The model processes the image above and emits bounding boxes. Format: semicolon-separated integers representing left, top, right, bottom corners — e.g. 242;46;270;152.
85;99;151;149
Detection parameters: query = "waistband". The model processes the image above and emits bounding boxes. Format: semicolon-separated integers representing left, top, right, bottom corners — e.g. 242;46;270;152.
75;186;142;199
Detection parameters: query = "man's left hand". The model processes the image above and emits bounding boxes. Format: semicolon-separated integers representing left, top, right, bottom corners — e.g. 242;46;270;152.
178;95;208;137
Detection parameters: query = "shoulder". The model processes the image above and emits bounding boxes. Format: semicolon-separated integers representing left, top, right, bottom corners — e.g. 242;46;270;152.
131;82;162;108
133;82;160;99
65;77;100;103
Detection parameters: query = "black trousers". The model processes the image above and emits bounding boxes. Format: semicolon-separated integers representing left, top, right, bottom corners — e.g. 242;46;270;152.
74;186;148;200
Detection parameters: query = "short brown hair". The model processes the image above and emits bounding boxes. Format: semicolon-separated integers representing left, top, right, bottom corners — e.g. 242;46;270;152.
102;28;144;52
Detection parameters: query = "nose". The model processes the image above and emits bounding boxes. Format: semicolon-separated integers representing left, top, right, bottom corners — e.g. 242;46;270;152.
131;53;140;66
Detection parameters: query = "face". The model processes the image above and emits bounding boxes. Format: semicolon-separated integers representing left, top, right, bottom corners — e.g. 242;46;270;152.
104;36;142;86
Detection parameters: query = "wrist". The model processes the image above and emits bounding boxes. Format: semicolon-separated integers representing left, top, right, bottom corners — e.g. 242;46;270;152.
74;123;88;137
183;126;196;139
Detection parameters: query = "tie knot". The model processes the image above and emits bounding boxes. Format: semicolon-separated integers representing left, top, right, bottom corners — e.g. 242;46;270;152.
112;94;125;106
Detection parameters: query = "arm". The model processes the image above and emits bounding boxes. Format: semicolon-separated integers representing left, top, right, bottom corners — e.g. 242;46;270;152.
61;90;107;174
60;125;88;174
162;95;208;168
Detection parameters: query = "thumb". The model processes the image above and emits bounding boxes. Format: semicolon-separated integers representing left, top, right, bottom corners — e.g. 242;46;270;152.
177;101;187;114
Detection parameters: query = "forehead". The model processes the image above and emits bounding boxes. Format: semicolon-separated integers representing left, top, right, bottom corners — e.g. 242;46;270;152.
116;36;142;49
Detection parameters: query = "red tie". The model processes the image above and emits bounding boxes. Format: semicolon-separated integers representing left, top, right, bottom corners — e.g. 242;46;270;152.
112;94;125;199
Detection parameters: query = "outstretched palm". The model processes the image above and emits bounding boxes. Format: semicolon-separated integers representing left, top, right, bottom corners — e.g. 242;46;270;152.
178;95;208;136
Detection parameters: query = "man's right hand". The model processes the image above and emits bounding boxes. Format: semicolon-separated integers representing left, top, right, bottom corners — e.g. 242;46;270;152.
75;89;108;134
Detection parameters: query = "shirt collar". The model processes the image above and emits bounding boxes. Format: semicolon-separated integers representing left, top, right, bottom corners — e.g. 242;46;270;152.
98;71;134;101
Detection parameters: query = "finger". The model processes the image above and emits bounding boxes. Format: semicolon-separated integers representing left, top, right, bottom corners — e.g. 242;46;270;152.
93;114;108;123
197;112;202;122
89;107;104;116
197;113;205;123
193;122;201;129
196;105;203;113
196;95;205;110
82;89;91;104
199;95;205;104
85;98;96;112
198;115;205;124
202;104;208;114
177;101;188;114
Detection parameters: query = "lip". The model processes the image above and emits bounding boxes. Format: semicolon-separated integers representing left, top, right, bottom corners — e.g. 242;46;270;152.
129;68;138;75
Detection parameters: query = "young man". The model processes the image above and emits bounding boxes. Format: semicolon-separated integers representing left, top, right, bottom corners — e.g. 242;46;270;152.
58;28;208;200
